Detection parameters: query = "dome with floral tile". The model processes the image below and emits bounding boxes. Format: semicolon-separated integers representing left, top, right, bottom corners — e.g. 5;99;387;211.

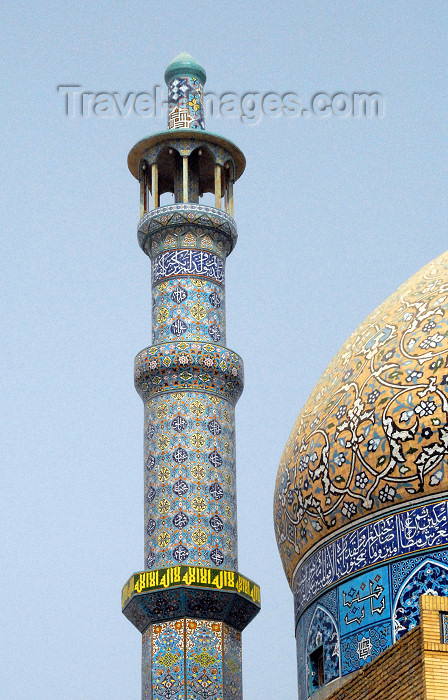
275;251;448;587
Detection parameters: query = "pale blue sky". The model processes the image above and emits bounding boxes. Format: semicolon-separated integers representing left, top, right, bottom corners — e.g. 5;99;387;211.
2;1;447;698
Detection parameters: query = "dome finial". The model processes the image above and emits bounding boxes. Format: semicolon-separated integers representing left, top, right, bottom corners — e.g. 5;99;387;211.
164;52;206;86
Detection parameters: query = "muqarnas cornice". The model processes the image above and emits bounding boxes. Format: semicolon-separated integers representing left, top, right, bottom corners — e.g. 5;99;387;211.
138;203;237;259
135;341;244;405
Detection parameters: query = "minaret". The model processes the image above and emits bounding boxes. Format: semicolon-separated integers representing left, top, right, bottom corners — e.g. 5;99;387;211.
122;53;260;700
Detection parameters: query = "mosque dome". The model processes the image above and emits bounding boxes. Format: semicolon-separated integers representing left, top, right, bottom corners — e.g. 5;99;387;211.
274;251;448;588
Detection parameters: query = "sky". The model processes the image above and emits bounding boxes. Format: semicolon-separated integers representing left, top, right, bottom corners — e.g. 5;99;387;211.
2;1;448;698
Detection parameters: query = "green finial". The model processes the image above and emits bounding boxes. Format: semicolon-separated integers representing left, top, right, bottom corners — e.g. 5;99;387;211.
164;52;206;86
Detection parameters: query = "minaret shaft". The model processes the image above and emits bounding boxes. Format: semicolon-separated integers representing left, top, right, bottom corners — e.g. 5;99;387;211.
139;241;237;571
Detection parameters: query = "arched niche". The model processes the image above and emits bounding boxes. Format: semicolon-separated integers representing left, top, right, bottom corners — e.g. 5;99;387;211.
156;146;182;203
393;558;448;641
306;605;340;696
139;146;183;211
190;145;215;195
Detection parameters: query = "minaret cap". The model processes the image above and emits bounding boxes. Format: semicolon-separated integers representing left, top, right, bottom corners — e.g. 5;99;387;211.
164;52;206;85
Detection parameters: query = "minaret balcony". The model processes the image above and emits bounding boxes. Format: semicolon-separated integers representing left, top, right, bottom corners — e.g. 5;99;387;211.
128;128;245;218
122;564;261;633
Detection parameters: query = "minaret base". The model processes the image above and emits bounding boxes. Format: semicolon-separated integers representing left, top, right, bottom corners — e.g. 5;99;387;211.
142;618;242;700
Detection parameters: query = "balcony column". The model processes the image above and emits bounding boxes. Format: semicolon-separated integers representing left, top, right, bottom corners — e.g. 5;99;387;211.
228;178;234;217
182;156;189;202
151;163;159;208
214;163;222;209
140;176;145;217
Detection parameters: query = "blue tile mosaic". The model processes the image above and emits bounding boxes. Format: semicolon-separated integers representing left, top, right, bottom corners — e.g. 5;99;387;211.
294;546;448;696
393;559;448;640
391;549;448;597
306;606;340;694
338;566;390;636
341;623;392;675
143;391;238;571
152;278;226;345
